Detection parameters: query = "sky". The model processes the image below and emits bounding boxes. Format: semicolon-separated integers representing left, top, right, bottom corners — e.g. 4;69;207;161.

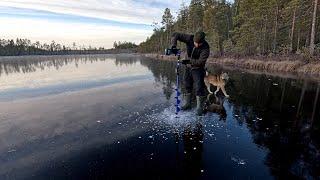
0;0;190;48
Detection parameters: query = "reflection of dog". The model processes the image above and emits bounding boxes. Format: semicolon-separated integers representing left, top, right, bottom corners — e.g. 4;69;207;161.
204;72;230;97
205;94;227;121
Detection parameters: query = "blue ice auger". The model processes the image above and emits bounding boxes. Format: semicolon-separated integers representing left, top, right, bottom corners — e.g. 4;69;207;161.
174;50;182;118
164;48;182;118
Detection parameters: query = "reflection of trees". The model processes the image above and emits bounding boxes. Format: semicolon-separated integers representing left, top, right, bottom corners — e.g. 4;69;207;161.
0;55;110;76
114;54;140;66
311;83;320;126
279;78;288;111
222;70;320;178
296;80;307;118
0;54;178;100
113;56;177;100
140;57;177;100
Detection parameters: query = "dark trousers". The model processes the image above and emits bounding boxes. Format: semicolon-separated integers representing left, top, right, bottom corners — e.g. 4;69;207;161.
183;67;206;96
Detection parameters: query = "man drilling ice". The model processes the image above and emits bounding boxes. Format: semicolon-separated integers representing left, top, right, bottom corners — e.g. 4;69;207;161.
170;30;210;116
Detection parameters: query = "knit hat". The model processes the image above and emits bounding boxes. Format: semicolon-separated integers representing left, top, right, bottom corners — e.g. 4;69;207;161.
194;31;206;43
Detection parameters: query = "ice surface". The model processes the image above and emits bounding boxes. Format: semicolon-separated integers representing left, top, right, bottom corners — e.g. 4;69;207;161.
148;105;203;130
7;149;16;153
231;156;247;165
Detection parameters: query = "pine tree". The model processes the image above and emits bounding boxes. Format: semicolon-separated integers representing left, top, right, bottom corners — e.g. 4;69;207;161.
188;0;204;32
175;2;189;32
162;8;174;46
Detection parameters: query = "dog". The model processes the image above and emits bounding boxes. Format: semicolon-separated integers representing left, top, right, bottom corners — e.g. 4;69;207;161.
204;71;230;98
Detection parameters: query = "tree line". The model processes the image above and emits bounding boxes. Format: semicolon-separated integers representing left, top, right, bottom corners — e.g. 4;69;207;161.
139;0;320;58
0;38;137;56
113;41;138;49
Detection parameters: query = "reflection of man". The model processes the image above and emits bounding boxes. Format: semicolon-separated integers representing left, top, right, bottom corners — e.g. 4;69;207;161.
171;31;210;116
182;123;204;178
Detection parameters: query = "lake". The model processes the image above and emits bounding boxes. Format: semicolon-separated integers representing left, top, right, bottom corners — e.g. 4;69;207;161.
0;54;319;179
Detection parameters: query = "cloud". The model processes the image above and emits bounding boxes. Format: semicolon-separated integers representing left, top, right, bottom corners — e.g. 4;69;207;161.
0;16;152;48
0;0;188;25
0;0;190;47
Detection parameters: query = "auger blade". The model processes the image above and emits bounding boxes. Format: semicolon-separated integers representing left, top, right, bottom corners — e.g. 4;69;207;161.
177;99;181;104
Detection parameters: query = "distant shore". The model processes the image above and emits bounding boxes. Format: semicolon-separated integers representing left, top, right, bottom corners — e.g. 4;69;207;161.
0;47;136;57
142;53;320;78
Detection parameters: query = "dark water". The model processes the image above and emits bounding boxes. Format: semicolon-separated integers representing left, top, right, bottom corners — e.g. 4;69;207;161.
0;54;319;179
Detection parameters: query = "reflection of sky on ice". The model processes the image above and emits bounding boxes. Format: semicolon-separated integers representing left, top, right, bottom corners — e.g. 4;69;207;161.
0;58;150;92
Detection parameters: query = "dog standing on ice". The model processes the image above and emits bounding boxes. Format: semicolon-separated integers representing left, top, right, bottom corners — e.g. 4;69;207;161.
204;71;230;98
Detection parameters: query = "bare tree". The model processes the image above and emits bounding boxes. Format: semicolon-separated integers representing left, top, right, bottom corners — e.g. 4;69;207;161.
290;6;297;52
310;0;318;55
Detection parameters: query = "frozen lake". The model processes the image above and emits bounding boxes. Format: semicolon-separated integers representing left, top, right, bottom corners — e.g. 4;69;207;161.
0;54;319;179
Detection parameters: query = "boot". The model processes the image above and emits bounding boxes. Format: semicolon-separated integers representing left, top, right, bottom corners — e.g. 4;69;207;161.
196;96;206;116
181;93;192;110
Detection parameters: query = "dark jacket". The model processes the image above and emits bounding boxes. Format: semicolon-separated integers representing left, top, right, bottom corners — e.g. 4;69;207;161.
171;32;210;69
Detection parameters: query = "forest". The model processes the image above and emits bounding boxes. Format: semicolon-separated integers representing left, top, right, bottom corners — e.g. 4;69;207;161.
0;39;137;56
138;0;320;58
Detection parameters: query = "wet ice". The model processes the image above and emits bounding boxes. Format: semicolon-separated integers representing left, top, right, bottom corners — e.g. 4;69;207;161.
231;156;247;165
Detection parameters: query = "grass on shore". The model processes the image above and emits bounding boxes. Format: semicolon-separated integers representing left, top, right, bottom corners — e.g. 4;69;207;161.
144;54;320;77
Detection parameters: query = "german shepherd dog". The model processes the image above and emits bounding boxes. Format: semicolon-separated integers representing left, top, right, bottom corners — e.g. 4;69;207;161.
204;71;230;98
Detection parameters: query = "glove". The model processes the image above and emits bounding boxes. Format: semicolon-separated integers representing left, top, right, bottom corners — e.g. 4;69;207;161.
171;46;178;55
181;59;191;65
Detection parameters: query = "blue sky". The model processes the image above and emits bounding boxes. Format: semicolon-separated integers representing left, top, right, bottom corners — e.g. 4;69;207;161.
0;0;190;48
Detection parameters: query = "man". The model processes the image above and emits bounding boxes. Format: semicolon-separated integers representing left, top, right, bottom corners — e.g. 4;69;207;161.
171;31;210;116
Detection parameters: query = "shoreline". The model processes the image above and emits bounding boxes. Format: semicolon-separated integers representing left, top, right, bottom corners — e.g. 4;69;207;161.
1;52;319;80
142;53;320;79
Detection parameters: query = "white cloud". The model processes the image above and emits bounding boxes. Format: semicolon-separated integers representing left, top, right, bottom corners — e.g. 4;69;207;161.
0;0;190;47
0;0;188;25
0;17;152;48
